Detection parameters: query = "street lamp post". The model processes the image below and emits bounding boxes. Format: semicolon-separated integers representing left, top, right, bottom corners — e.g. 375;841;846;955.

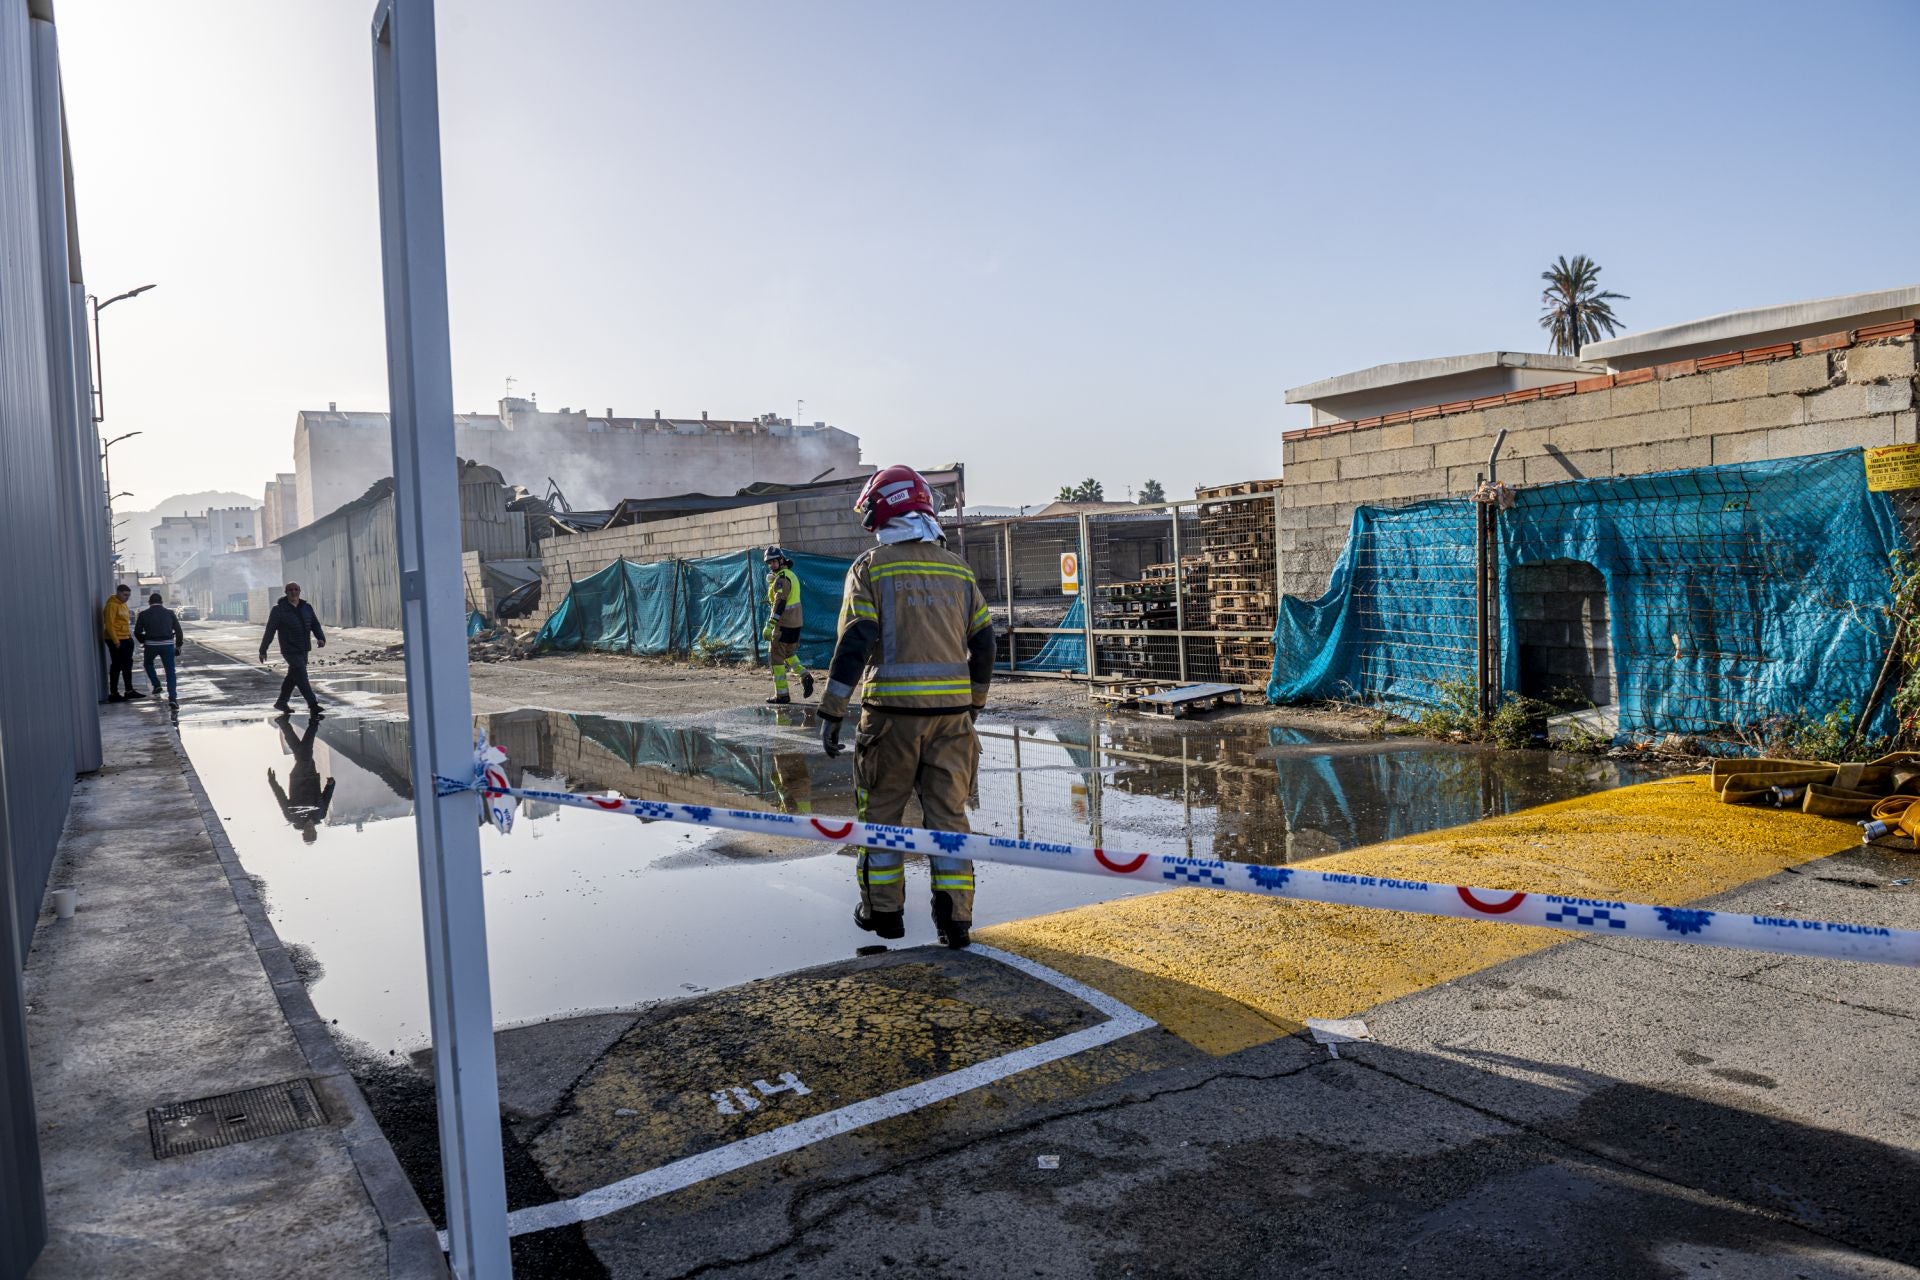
100;431;141;509
87;283;155;423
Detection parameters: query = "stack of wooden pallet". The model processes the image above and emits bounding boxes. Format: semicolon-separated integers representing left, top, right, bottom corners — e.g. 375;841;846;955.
1193;479;1280;684
1094;574;1177;673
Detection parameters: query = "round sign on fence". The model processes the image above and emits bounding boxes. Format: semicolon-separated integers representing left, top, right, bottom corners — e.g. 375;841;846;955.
1060;551;1080;594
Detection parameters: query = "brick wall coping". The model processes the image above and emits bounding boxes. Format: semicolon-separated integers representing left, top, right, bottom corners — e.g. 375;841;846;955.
1281;321;1918;444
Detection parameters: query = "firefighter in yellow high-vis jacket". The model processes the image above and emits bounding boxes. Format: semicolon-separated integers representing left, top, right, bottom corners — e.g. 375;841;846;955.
762;547;814;704
818;466;994;949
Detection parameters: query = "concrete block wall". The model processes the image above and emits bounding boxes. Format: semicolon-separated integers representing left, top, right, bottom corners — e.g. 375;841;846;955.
461;551;488;617
773;492;873;561
533;494;870;624
1509;560;1614;706
1280;330;1919;598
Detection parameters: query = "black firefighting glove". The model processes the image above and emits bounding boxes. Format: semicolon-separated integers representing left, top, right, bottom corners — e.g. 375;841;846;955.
820;713;844;757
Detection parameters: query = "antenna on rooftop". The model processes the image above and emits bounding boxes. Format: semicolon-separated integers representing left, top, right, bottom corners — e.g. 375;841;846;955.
505;375;517;397
796;399;804;423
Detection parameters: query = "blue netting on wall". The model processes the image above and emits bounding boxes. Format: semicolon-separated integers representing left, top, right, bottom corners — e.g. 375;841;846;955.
1500;449;1900;741
1268;499;1478;707
1268;450;1903;742
535;549;851;667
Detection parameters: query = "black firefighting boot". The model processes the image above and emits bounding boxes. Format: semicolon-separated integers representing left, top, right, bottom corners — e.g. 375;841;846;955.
801;670;816;699
854;905;905;940
931;891;971;950
765;693;791;705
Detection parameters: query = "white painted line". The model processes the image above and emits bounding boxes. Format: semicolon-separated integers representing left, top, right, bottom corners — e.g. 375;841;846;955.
473;944;1155;1241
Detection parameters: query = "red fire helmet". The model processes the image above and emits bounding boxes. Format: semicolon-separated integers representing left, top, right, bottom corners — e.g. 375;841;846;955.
854;465;936;531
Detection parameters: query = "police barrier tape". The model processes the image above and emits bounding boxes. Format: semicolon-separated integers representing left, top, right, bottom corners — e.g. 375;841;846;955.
437;749;1920;969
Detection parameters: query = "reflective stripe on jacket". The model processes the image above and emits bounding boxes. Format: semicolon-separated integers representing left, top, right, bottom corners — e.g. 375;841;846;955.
767;566;803;629
820;542;993;717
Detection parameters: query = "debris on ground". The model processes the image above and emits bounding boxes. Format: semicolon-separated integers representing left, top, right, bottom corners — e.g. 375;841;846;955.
339;642;406;663
1601;734;1708;767
469;627;539;663
334;627;537;665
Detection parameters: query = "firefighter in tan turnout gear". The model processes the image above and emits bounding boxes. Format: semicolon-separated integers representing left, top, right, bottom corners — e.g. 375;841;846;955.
818;465;994;949
762;547;814;704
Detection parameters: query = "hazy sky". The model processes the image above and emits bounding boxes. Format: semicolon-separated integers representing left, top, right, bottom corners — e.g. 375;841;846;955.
58;0;1920;511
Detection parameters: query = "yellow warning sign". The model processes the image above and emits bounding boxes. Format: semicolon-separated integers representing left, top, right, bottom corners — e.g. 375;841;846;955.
1865;443;1920;492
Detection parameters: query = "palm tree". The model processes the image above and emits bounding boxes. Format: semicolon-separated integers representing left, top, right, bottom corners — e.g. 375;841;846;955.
1056;479;1105;503
1538;255;1628;356
1138;479;1166;504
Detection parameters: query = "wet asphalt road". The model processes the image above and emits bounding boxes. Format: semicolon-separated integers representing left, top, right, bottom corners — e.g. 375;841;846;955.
174;627;1920;1279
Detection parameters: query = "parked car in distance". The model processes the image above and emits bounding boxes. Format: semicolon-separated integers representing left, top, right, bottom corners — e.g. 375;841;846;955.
177;605;201;621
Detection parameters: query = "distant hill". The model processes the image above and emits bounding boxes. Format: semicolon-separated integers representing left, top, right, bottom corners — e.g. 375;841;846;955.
117;490;260;575
147;490;258;518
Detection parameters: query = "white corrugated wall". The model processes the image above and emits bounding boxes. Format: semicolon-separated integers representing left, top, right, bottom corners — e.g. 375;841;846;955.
1;4;106;1270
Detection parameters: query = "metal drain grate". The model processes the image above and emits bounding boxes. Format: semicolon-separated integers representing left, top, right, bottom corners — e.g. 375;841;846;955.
148;1078;328;1158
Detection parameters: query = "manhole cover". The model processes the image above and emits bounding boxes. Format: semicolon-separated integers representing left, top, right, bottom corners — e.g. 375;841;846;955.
147;1078;327;1159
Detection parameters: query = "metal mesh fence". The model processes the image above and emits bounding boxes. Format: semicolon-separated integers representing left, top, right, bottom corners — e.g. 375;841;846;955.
1505;455;1902;744
963;495;1281;689
1186;494;1278;687
1346;498;1479;706
1090;508;1178;681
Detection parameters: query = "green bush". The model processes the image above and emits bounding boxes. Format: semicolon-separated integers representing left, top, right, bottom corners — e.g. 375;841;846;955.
690;633;734;667
1416;679;1550;748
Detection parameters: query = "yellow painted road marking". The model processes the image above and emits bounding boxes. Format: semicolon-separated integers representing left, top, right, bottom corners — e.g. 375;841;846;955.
979;776;1862;1056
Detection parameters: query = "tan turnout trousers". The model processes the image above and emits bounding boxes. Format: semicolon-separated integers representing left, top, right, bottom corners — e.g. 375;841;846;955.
853;708;978;921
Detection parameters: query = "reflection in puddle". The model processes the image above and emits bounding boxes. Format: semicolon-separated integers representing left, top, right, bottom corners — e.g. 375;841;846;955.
319;676;410;694
179;708;1661;1052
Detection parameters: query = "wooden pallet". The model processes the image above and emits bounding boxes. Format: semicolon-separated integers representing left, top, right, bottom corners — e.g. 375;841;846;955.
1141;557;1210;581
1136;682;1246;718
1203;547;1275;565
1194;478;1282;501
1200;526;1274;543
1088;678;1245;717
1088;677;1171;707
1098;581;1175;601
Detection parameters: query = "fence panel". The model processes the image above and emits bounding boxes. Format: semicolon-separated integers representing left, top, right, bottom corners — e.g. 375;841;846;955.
1269;498;1479;708
1183;493;1278;687
964;497;1284;690
1090;507;1180;681
1003;517;1086;674
1502;451;1901;745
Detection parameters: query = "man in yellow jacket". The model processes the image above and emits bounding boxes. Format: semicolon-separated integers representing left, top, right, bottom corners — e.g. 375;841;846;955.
762;547;814;704
818;466;994;949
101;583;136;701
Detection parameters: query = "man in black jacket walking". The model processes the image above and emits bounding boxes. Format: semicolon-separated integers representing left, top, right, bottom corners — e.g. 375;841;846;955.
259;582;327;715
134;591;186;705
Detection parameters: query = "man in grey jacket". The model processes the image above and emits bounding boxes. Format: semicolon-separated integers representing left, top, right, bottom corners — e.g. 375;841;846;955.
134;591;186;705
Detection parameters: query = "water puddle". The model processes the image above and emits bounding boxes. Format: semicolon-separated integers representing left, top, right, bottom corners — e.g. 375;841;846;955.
179;708;1661;1052
317;676;409;695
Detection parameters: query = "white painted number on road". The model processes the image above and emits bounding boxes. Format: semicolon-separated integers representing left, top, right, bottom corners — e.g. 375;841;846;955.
710;1071;812;1116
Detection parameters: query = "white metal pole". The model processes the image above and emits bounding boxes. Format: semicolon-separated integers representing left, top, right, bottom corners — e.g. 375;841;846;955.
369;2;511;1276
